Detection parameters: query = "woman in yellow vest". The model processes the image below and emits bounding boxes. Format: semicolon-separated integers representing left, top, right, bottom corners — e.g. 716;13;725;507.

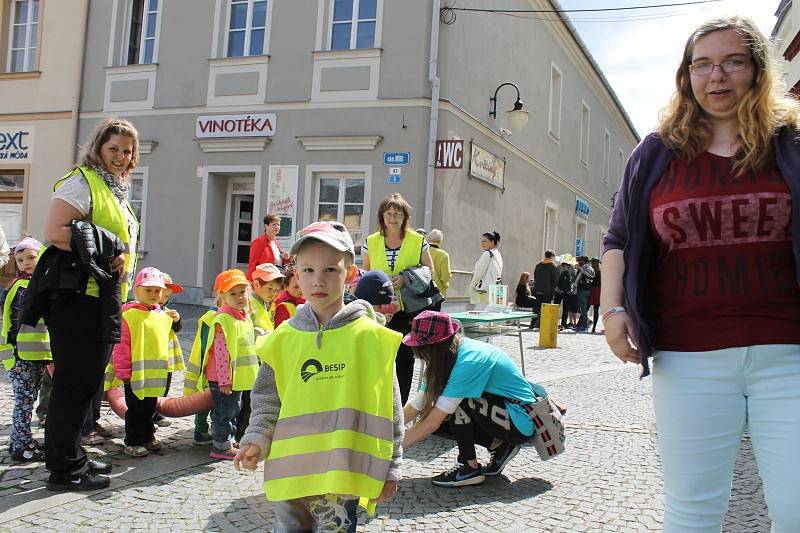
106;267;172;458
42;118;140;491
362;193;435;404
1;238;51;463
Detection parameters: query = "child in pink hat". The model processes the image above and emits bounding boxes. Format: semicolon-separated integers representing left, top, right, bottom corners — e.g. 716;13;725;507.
104;267;174;457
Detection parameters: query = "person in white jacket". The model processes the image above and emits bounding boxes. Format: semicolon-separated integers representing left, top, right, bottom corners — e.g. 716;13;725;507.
469;231;503;306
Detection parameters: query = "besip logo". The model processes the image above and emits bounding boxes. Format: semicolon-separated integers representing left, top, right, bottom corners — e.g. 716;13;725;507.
300;359;323;382
300;358;347;382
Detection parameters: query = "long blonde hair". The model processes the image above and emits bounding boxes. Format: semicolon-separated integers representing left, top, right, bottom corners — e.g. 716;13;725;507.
658;16;800;173
77;118;140;179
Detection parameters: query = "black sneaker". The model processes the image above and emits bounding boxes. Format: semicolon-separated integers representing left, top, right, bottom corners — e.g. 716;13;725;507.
87;459;113;475
10;446;45;463
46;472;111;492
484;443;521;476
431;463;486;487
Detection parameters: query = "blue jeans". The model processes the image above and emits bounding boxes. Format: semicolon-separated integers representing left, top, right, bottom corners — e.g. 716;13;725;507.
652;345;800;533
274;495;358;533
576;289;591;329
208;381;241;450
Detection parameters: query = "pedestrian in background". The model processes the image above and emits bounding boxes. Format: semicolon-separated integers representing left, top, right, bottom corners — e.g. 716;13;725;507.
573;256;594;332
588;258;601;333
246;214;290;280
603;16;800;532
531;250;559;328
426;229;451;298
469;231;503;307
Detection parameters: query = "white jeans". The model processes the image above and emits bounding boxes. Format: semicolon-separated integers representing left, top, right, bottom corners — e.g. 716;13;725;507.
652;345;800;533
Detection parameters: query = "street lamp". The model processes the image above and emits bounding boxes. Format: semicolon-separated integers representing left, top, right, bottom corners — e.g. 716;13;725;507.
489;82;529;132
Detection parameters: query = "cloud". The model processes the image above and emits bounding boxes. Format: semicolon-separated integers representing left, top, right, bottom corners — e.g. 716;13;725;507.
560;0;778;135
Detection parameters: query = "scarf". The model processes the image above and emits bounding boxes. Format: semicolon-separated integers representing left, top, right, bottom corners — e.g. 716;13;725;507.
92;164;130;203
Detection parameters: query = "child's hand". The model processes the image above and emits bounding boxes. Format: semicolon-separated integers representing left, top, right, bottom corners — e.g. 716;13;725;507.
377;480;398;502
166;309;180;322
234;443;261;471
220;384;232;395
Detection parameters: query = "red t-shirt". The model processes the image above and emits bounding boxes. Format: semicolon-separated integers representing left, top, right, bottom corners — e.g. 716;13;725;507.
648;151;800;351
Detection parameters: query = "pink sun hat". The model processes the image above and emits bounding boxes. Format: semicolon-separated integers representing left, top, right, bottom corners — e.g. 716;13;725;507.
134;267;167;289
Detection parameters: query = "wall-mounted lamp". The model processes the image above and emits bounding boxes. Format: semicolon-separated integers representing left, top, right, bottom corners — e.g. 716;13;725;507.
489;82;529;132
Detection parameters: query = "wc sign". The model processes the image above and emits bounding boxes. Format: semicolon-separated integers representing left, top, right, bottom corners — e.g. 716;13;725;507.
0;127;33;163
435;139;464;169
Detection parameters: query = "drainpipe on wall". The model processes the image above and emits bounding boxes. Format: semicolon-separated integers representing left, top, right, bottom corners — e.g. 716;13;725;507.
423;0;441;232
71;0;89;162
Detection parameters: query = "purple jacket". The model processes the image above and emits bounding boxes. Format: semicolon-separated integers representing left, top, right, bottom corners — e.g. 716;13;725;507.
603;128;800;377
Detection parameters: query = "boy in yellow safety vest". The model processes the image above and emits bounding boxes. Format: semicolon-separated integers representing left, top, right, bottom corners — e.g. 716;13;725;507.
108;267;173;458
1;237;51;463
234;221;404;531
206;269;259;460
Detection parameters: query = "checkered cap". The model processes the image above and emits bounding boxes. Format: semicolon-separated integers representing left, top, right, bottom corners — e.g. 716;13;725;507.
402;310;460;347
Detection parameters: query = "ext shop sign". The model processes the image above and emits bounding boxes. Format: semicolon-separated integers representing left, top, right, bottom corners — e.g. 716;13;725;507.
469;142;505;190
0;127;33;162
196;113;276;138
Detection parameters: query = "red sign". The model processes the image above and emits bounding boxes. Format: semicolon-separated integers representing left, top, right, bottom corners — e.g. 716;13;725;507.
435;139;464;169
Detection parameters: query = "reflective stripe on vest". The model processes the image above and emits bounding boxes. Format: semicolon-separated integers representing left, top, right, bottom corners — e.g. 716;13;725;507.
54;166;139;302
250;296;274;332
211;313;259;392
184;310;216;395
106;307;172;399
1;279;51;370
258;316;401;502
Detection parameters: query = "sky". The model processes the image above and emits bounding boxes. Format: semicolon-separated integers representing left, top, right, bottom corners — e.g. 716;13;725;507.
556;0;780;137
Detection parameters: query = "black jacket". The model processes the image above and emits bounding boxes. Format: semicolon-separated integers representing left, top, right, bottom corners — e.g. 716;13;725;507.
21;221;126;343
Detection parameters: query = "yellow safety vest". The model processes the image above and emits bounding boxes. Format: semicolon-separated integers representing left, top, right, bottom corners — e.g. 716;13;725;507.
162;306;185;373
258;316;400;503
183;310;217;395
275;300;297;323
103;306;171;400
54;166;139;302
366;229;424;310
0;279;51;371
211;313;259;391
250;296;274;332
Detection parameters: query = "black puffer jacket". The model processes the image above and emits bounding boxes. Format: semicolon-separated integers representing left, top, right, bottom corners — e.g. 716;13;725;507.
21;221;126;343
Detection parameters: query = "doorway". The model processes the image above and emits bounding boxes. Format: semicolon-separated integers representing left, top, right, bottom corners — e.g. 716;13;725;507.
230;194;254;271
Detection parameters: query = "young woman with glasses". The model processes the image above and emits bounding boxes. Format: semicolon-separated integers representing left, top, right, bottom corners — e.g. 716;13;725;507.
602;17;800;532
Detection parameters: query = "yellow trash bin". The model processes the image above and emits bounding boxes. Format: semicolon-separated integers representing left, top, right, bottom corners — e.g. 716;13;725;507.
539;303;560;348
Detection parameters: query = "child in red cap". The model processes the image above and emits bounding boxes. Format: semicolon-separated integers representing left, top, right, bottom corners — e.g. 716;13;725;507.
105;267;173;457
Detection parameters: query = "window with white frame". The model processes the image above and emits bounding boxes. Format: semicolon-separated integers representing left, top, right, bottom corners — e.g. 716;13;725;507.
548;64;562;141
226;0;268;57
617;148;624;190
330;0;377;50
126;0;159;65
315;175;366;247
603;130;611;185
579;102;590;166
128;170;148;249
6;0;39;72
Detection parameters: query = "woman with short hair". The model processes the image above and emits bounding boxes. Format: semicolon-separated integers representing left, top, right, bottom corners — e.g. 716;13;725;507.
603;17;800;531
363;193;434;404
247;213;290;280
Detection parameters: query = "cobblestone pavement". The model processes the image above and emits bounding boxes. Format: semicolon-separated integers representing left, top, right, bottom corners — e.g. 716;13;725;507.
0;306;770;532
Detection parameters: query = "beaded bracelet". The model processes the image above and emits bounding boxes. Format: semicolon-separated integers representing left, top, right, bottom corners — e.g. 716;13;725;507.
601;306;627;322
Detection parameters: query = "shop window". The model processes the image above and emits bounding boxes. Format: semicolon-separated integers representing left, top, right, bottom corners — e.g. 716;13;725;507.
4;0;40;72
226;0;268;57
128;169;148;250
126;0;159;65
0;168;24;284
330;0;376;50
315;175;365;248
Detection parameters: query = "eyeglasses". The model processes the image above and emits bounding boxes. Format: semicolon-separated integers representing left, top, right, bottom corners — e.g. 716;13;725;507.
383;212;405;220
689;57;750;77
